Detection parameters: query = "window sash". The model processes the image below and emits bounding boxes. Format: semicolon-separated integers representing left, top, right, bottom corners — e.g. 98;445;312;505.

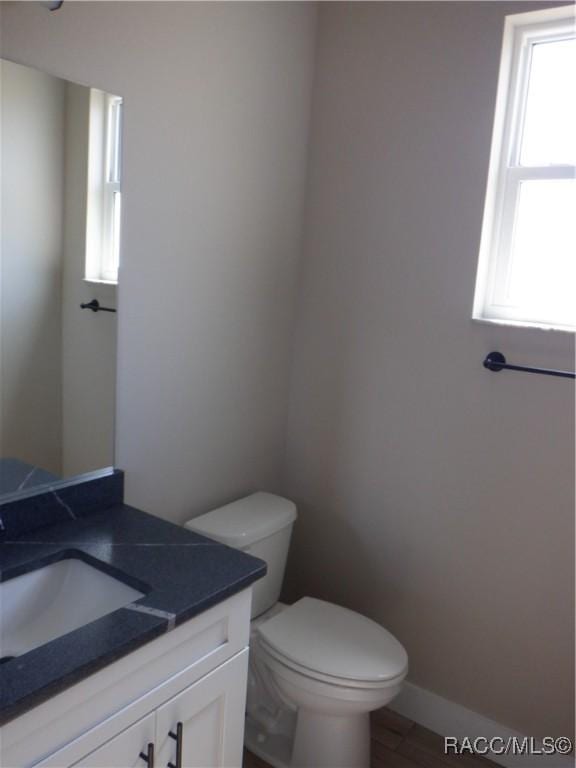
506;21;575;169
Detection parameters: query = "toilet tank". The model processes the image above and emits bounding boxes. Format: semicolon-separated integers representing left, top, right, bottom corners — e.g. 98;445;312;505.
184;492;297;618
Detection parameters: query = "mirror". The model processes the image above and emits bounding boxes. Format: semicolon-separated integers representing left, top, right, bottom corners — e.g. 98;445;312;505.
0;60;122;499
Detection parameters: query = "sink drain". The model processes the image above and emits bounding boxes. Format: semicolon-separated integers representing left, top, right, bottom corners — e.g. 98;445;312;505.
0;656;15;665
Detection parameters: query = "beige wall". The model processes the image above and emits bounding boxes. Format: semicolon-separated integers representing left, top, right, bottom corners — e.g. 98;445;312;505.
282;2;574;739
0;59;64;474
0;1;318;516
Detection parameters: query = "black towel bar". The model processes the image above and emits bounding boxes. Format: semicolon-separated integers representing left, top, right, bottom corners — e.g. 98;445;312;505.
483;351;575;380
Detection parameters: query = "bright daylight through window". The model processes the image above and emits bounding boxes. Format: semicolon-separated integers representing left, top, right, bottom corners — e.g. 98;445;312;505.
473;7;576;331
85;90;123;284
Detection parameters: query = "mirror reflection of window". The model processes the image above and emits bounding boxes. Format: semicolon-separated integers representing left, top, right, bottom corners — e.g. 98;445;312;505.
105;95;123;282
86;90;123;285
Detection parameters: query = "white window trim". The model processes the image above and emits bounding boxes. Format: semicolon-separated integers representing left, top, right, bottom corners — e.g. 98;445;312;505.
473;6;576;333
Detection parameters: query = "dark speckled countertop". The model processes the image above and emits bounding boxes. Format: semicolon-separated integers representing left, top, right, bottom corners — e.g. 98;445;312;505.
0;503;266;725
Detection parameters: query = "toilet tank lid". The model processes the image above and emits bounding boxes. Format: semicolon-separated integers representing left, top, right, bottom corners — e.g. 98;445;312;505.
184;492;297;548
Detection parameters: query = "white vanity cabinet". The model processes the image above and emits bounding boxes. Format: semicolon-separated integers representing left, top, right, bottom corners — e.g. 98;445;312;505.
0;590;252;768
72;652;247;768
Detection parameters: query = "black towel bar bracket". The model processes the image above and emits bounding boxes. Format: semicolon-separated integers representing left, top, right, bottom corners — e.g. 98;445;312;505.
80;299;116;314
483;351;575;380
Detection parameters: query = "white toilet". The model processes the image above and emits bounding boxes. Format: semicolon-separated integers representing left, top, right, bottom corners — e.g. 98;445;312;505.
185;492;408;768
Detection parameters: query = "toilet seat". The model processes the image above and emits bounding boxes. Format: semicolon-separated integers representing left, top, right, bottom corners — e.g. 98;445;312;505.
256;597;408;689
257;637;407;692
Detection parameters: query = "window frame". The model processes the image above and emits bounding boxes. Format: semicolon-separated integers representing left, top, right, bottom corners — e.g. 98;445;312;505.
473;6;576;332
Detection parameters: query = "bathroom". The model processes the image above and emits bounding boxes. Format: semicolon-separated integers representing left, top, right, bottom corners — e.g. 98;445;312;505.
0;2;574;767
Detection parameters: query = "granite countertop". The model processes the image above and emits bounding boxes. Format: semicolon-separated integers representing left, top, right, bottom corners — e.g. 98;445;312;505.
0;459;59;496
0;503;266;725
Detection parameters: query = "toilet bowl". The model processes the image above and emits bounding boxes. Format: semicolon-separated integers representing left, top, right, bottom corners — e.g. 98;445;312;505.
185;493;408;768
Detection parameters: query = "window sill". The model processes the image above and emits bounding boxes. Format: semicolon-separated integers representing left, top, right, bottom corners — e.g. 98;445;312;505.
472;315;575;334
83;278;118;287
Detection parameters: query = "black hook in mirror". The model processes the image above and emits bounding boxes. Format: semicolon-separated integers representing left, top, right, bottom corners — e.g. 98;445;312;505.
80;299;116;314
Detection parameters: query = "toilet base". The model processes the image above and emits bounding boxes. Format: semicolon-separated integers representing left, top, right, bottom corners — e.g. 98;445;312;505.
291;710;370;768
245;710;370;768
245;714;293;768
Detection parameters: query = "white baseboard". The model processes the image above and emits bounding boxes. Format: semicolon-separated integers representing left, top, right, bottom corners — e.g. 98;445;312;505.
389;682;575;768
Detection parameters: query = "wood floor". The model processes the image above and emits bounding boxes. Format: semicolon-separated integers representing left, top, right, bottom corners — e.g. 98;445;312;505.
244;706;498;768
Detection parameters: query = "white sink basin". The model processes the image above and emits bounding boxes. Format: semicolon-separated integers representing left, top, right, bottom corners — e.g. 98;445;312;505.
0;559;145;659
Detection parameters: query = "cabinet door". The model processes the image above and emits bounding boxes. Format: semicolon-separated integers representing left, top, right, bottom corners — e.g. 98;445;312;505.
70;713;155;768
155;649;248;768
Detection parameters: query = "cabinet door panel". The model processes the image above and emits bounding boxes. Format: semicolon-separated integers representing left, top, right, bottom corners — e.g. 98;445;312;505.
70;713;155;768
155;650;248;768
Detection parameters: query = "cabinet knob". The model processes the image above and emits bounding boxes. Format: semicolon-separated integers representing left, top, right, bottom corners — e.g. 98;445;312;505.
139;742;155;768
167;722;183;768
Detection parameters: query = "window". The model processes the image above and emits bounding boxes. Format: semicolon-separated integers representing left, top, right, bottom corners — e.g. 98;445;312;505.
473;7;576;331
85;89;123;284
